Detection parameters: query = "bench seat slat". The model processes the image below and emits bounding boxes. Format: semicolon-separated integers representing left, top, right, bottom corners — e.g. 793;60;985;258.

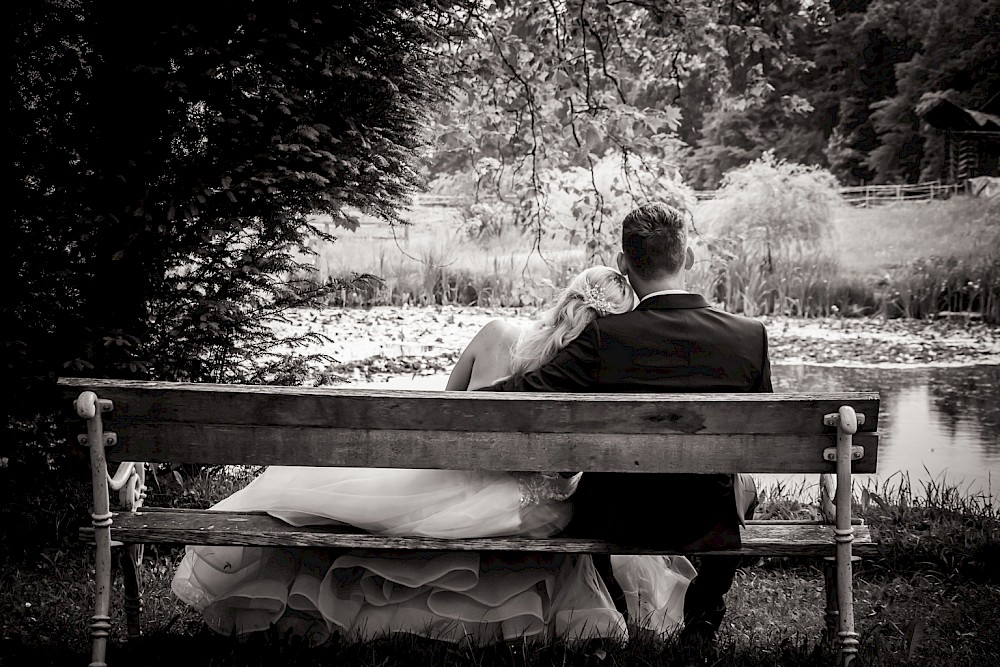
83;508;877;557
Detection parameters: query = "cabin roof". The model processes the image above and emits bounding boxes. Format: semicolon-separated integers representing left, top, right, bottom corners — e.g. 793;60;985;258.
919;98;1000;133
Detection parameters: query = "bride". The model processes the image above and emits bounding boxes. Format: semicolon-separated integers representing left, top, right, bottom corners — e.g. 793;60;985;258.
171;265;697;646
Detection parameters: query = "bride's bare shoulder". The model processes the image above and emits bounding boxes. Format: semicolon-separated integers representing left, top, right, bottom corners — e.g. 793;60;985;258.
447;318;524;391
475;318;522;346
459;319;520;355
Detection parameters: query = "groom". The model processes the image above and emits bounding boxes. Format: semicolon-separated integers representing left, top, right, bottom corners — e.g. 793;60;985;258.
484;201;772;642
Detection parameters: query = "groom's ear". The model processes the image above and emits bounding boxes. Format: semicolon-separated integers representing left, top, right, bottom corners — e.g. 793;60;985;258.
684;246;695;270
616;252;629;276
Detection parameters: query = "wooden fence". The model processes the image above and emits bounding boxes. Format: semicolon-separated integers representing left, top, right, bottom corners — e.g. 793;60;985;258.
837;181;965;206
694;181;965;206
419;181;970;208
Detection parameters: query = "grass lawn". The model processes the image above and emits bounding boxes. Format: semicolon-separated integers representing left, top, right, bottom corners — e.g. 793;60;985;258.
318;195;999;279
3;550;997;666
830;198;1000;278
3;480;996;666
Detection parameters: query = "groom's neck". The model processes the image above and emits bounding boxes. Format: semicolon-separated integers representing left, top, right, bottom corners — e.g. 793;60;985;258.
629;272;686;300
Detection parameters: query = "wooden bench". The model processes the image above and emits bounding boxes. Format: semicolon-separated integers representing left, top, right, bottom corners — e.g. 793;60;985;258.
59;377;881;667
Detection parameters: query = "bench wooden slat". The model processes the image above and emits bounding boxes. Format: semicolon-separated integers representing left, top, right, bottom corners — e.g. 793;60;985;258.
58;378;880;434
83;508;878;557
58;379;880;473
107;423;878;473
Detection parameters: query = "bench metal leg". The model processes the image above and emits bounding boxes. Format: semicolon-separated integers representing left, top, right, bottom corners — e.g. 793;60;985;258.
833;406;860;666
822;556;839;647
823;554;862;651
76;391;117;667
90;522;113;667
122;544;144;639
115;461;147;640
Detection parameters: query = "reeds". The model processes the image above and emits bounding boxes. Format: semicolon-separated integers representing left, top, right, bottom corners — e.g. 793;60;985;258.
860;471;998;581
293;196;1000;322
299;224;589;308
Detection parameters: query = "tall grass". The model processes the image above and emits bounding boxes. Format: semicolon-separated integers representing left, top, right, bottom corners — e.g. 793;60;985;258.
860;472;998;581
296;195;1000;322
304;224;588;308
828;196;1000;321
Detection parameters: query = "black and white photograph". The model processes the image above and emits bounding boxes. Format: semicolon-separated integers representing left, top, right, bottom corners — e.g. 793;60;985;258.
6;1;998;665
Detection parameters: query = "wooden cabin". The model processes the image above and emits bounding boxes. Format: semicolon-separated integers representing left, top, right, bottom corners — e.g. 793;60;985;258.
919;97;1000;185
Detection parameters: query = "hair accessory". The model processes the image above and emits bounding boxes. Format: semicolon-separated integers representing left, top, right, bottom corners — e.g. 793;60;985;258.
582;284;616;316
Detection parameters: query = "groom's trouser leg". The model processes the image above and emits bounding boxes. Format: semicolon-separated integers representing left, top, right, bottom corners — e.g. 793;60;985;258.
682;555;740;634
683;481;759;637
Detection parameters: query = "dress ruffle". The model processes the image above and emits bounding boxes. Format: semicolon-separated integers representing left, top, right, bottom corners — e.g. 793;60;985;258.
171;466;694;645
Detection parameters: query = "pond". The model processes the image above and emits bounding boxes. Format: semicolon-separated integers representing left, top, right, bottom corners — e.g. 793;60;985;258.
354;363;1000;504
771;363;999;501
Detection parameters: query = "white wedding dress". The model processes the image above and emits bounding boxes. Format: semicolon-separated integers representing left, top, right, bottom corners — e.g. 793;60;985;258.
171;464;697;646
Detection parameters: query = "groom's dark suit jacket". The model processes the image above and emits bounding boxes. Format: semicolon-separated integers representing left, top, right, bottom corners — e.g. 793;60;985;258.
486;292;773;550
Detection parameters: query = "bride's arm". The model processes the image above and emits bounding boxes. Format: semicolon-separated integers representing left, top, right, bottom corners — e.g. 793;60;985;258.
445;338;477;391
445;319;511;391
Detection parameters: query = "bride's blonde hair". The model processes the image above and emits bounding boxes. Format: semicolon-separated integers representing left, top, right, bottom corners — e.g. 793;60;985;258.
509;266;634;376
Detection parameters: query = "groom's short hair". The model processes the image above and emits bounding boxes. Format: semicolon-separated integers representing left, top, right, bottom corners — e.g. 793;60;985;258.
621;202;688;279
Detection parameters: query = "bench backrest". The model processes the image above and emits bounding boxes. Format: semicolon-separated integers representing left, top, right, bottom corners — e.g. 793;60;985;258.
58;378;879;474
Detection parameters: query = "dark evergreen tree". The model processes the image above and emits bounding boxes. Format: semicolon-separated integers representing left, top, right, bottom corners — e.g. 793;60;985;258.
682;0;831;188
821;0;998;184
6;0;465;556
867;0;999;183
11;0;461;388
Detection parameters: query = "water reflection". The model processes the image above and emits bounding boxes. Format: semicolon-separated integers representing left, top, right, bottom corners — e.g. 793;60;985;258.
772;364;999;499
354;364;1000;501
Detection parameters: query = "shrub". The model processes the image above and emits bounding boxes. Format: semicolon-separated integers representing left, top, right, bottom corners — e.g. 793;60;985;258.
696;152;843;315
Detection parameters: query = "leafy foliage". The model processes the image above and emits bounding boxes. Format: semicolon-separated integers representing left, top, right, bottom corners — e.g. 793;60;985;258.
424;0;998;195
681;0;829;188
427;1;814;250
544;152;697;264
686;0;998;187
11;0;460;387
865;0;999;183
711;152;840;248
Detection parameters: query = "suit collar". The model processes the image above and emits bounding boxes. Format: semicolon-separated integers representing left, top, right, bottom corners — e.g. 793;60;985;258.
634;293;711;311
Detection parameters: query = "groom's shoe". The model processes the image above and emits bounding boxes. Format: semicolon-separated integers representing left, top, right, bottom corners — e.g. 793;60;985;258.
678;620;717;645
675;621;721;664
